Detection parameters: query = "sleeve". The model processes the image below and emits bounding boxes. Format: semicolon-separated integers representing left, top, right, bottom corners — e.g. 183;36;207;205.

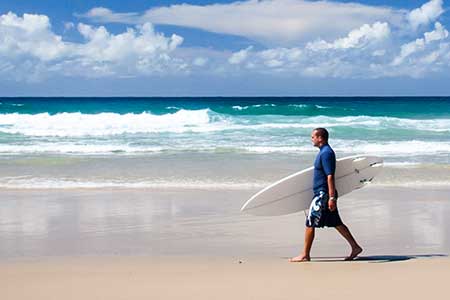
321;151;336;176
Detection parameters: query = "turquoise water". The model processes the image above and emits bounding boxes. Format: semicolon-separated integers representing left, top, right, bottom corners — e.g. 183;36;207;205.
2;97;450;117
0;97;449;155
0;97;449;188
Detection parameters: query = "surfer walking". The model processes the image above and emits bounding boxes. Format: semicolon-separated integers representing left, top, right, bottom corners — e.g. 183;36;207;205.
290;128;363;262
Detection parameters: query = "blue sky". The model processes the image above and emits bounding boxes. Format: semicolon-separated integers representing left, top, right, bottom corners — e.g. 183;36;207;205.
0;0;449;96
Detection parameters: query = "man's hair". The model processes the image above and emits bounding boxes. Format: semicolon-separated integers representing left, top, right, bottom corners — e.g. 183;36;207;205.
313;127;329;141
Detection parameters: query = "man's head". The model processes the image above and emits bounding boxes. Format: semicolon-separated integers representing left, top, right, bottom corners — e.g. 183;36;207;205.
311;128;329;148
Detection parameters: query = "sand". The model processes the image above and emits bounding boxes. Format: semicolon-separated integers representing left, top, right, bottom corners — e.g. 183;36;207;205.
1;186;449;258
1;185;449;299
2;256;449;300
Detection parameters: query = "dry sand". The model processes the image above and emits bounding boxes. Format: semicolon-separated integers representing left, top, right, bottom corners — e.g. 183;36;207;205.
2;256;449;300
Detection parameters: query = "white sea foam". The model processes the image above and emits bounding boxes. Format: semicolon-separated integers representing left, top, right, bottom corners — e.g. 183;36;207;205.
374;181;450;188
232;105;248;110
1;140;450;155
242;146;313;153
304;115;450;131
1;111;450;137
1;110;450;157
285;104;326;109
0;144;165;154
251;104;276;108
242;140;450;155
0;109;214;136
232;104;277;110
288;104;308;108
0;177;267;190
382;162;422;168
0;144;308;155
1;175;449;190
332;140;450;156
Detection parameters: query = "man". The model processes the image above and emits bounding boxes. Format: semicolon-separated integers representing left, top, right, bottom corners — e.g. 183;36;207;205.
290;128;362;262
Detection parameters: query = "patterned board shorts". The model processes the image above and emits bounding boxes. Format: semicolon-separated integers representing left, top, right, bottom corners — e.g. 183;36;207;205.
306;191;343;228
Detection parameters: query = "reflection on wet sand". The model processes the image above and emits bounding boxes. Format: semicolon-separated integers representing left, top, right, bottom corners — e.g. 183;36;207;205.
0;185;449;260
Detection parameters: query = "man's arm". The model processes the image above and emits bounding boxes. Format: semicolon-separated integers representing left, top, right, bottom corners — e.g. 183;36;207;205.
327;174;337;211
321;151;337;211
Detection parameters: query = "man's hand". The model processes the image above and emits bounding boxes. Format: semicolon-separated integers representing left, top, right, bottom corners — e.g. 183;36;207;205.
328;199;337;211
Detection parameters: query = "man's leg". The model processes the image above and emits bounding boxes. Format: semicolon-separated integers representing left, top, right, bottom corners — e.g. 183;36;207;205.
289;227;315;262
335;224;363;260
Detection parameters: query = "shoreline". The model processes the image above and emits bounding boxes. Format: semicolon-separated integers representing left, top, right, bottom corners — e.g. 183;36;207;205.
1;158;450;189
2;181;450;191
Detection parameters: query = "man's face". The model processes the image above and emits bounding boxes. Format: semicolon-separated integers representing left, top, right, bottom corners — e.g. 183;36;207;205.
311;131;321;147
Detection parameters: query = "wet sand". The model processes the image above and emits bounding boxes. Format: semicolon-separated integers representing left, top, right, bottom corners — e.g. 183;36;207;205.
1;185;449;259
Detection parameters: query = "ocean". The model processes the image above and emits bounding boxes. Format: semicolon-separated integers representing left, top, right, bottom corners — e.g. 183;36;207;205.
1;97;449;189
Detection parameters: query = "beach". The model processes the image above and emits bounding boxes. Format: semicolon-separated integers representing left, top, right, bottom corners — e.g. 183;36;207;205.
3;256;450;300
1;184;450;259
1;183;450;299
1;97;450;298
3;0;450;293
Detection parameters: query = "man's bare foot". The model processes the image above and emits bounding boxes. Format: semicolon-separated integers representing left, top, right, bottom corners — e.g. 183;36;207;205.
345;246;363;261
289;255;310;262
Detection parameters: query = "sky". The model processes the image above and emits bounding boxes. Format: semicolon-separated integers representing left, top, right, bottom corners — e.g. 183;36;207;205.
0;0;449;96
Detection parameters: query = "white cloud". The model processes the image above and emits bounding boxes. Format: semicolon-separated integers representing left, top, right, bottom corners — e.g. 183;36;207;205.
392;39;426;66
2;0;450;83
257;48;302;70
306;22;390;50
72;22;185;77
392;22;449;66
227;21;393;75
372;49;386;56
0;12;68;61
408;0;444;30
228;18;450;79
228;46;253;64
80;7;139;24
82;0;402;47
76;23;183;62
64;22;75;31
74;1;450;80
193;57;208;66
424;22;449;43
0;12;186;81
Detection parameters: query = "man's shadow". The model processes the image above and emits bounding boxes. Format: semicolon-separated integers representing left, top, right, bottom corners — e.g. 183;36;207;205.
306;254;447;263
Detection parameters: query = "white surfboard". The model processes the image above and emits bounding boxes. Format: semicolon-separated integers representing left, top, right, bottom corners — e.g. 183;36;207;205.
241;155;383;216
